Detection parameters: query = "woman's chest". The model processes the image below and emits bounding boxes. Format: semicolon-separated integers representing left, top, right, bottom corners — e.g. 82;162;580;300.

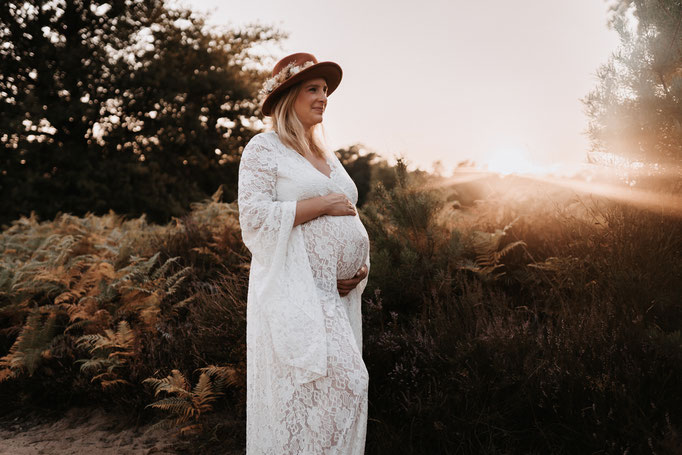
275;151;358;203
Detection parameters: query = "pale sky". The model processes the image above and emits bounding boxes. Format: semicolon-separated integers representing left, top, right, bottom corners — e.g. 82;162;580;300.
180;0;620;174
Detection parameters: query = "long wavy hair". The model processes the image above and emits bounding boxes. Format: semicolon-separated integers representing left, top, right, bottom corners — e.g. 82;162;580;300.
271;82;327;159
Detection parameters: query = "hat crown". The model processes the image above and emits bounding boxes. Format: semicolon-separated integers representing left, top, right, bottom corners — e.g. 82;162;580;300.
272;53;318;78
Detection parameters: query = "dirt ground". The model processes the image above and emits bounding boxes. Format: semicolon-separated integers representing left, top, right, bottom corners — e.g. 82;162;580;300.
0;407;180;455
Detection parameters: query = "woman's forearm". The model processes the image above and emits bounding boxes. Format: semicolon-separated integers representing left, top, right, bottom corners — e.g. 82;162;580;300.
294;196;329;227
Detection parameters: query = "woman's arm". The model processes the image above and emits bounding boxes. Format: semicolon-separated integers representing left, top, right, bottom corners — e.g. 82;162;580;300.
294;193;356;227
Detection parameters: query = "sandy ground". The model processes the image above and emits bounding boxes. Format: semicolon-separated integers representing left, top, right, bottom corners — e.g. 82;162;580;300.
0;407;180;455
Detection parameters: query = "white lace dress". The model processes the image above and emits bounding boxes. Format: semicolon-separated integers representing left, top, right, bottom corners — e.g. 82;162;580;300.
238;131;370;454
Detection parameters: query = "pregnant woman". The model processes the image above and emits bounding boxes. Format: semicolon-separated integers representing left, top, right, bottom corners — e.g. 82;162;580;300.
238;53;371;454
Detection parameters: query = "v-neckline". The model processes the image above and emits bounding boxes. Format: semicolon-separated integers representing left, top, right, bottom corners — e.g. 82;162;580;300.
303;154;333;180
273;132;334;180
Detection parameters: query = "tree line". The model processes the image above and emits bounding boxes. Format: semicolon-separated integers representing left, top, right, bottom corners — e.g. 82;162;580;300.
1;0;680;226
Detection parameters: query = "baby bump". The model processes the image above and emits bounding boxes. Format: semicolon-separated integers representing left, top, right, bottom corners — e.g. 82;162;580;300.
302;215;369;281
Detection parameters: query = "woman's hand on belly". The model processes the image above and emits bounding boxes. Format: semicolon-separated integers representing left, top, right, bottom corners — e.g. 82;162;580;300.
337;264;368;297
294;193;356;227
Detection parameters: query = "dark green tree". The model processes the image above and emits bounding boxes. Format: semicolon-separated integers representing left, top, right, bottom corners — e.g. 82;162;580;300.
334;145;377;207
0;0;282;225
333;144;401;208
583;0;681;165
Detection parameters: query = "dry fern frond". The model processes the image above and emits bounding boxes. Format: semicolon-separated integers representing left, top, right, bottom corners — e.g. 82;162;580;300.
143;366;235;436
0;310;59;379
145;396;195;421
460;217;527;281
143;369;192;398
179;423;203;437
198;364;239;389
75;320;136;388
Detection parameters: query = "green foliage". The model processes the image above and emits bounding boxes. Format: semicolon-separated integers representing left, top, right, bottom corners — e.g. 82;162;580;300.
362;159;467;315
0;194;248;414
583;0;682;165
335;145;381;207
0;0;285;225
0;309;59;380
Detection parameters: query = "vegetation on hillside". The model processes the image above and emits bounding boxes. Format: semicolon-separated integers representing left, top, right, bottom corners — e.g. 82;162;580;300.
1;164;680;453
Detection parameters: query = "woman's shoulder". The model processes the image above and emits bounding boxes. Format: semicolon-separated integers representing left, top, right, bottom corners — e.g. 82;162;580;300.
241;131;286;170
246;131;280;151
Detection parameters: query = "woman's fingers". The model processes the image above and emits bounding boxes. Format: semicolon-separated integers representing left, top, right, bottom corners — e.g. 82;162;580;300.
337;284;355;292
337;277;360;287
337;266;367;286
337;265;368;297
325;193;356;216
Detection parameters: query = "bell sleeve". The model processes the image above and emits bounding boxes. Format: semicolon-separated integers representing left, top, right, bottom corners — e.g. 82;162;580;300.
238;138;327;384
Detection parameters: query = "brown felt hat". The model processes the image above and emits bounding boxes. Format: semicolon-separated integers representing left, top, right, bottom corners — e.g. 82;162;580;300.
261;52;342;116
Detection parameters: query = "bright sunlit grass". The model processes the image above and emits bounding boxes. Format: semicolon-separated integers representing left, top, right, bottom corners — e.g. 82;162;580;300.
433;149;682;218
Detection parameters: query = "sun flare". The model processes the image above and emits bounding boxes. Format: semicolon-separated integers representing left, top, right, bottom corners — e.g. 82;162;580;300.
483;146;552;176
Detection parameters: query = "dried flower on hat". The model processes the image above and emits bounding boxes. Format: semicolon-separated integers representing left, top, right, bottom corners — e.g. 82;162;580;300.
260;60;315;97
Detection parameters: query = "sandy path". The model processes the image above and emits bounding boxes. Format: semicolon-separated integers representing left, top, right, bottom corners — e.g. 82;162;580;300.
0;407;179;455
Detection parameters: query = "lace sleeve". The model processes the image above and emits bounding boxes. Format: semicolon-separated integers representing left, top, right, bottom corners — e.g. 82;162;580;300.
238;138;297;264
238;136;327;384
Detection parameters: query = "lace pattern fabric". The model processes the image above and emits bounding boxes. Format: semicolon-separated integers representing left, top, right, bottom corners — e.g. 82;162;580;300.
238;131;370;454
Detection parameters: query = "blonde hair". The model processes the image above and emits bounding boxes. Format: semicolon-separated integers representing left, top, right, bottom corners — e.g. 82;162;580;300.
271;82;327;159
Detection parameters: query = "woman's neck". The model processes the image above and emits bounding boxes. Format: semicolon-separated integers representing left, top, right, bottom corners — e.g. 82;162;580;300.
303;125;315;139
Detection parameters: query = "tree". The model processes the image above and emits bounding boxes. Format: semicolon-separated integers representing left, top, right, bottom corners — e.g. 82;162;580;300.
334;145;380;207
0;0;283;225
583;0;681;165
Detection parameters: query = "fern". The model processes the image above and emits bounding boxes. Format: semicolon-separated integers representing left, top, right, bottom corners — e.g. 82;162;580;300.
113;255;192;326
144;369;192;399
460;218;527;281
75;320;135;388
143;366;234;436
0;310;59;380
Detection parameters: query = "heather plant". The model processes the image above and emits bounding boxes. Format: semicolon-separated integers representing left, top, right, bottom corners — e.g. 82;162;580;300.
360;167;682;454
361;159;464;316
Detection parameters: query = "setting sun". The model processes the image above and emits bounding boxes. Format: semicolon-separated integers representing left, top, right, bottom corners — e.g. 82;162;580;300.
482;145;553;176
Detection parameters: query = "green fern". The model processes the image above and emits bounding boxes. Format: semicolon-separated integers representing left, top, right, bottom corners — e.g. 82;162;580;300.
0;310;59;380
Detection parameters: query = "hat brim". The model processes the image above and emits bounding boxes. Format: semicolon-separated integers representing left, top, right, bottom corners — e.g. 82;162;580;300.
261;61;342;116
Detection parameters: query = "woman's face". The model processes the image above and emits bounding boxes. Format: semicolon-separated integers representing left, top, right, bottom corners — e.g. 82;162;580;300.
293;77;328;131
